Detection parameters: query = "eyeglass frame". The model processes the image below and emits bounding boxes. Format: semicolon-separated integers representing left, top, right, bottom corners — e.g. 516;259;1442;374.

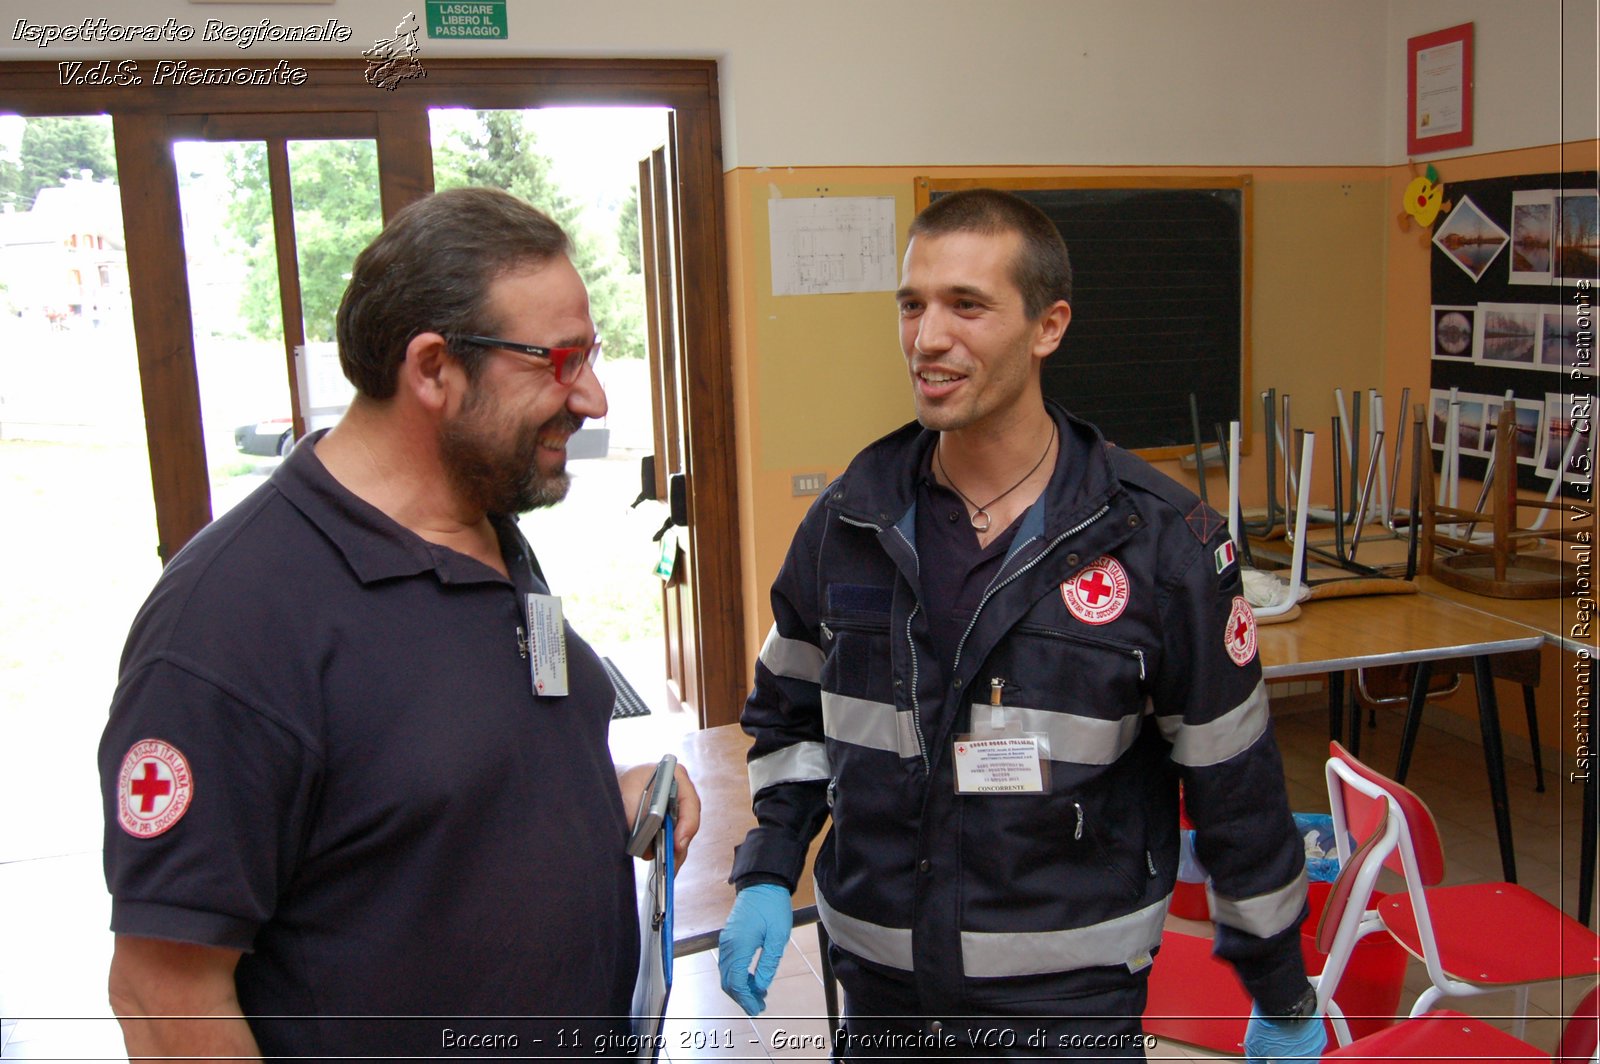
454;334;603;385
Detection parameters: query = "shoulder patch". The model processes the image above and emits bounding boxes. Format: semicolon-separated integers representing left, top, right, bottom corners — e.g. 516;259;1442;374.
1062;556;1131;625
1185;501;1225;544
117;739;194;839
1224;596;1258;666
1214;540;1237;575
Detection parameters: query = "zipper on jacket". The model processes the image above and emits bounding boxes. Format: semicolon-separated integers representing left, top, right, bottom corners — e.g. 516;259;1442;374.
906;602;929;772
1016;622;1147;682
1072;801;1085;840
952;503;1111;677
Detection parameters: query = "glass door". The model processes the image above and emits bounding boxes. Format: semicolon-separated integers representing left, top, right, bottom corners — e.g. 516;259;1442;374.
174;133;377;519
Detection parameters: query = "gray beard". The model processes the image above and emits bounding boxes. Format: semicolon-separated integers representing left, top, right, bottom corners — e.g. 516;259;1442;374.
439;390;579;515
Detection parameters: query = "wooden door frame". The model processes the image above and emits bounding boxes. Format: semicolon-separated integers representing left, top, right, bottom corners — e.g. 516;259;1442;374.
0;58;746;725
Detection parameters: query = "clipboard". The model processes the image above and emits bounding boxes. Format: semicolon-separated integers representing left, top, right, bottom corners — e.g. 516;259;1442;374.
629;759;677;1062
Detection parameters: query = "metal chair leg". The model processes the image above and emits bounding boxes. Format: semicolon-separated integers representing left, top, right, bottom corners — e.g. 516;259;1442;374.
816;921;843;1062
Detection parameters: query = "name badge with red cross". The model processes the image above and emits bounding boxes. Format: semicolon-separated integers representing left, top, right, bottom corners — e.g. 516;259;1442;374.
117;739;194;839
1225;595;1258;666
1062;556;1131;625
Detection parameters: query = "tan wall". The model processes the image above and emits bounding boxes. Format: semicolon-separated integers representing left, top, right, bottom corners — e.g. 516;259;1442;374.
729;144;1597;767
729;162;1394;677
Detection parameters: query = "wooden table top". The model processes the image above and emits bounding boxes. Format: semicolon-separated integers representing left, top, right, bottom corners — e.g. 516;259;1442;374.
1256;590;1546;679
665;723;819;954
1414;574;1594;656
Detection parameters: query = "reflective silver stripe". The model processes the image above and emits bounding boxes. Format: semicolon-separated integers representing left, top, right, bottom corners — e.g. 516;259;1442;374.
821;692;919;758
998;704;1142;766
1208;867;1309;938
1168;680;1270;767
746;741;830;796
815;884;914;971
759;624;824;683
960;898;1169;978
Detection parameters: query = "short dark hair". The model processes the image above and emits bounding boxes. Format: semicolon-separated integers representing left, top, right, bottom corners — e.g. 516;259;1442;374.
908;188;1072;318
335;187;571;399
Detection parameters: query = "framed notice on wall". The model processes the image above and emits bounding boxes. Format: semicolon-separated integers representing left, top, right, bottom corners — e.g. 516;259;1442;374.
1407;22;1474;156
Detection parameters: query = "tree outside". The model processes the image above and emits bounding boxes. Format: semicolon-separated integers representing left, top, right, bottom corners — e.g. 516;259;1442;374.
432;110;646;361
0;115;117;211
219;109;647;359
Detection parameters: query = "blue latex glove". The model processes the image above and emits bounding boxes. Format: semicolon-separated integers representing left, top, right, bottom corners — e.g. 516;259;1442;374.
717;883;792;1016
1243;1002;1327;1063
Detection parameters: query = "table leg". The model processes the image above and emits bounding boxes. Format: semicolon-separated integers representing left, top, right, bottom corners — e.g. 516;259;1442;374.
1472;654;1518;883
1581;770;1596;928
1395;661;1433;784
1346;673;1362;758
1328;671;1345;744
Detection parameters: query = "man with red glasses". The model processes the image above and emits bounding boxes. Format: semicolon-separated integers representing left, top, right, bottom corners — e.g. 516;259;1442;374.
720;189;1322;1059
99;187;697;1059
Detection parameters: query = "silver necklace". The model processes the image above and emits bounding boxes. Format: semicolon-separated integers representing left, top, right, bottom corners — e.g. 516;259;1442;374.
935;422;1057;533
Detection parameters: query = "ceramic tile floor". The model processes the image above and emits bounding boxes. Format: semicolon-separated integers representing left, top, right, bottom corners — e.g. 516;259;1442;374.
2;695;1593;1060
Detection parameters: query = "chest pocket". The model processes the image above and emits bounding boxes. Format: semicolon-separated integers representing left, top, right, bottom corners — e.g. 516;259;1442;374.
981;623;1148;739
820;578;897;700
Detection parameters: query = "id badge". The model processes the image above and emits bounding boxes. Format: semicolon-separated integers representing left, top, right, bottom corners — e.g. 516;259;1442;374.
953;736;1046;793
525;593;569;697
953;697;1050;795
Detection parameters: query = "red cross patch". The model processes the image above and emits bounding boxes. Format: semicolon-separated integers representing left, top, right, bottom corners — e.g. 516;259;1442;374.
1062;556;1131;625
117;739;194;839
1225;596;1258;666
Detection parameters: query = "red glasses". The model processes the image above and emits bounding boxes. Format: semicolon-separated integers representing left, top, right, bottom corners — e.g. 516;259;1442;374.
456;334;603;385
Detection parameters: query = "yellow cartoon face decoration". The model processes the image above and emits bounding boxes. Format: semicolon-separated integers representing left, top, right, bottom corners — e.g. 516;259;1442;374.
1403;165;1445;227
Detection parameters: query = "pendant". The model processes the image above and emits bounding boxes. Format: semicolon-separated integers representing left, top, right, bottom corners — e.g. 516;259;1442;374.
970;508;992;533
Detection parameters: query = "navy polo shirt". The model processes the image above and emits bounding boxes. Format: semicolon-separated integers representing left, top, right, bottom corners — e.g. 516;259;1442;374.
914;453;1023;678
99;432;637;1058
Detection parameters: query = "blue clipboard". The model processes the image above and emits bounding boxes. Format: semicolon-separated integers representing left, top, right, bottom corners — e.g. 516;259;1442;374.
629;784;675;1061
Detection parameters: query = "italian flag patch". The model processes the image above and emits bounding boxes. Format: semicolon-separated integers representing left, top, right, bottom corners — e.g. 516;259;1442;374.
1214;540;1237;574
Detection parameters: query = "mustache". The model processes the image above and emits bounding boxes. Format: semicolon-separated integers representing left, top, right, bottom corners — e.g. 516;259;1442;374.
541;411;585;437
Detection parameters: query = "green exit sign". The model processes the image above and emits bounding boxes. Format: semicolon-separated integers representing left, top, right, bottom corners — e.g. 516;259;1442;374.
426;0;507;39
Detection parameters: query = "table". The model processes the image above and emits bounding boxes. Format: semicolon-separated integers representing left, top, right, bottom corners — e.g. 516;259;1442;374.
1412;574;1598;926
1256;592;1546;882
1415;574;1592;656
670;594;1550;938
663;723;818;954
663;723;842;1043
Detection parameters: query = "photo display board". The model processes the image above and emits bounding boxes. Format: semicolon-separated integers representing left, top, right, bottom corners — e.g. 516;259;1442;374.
1427;169;1597;495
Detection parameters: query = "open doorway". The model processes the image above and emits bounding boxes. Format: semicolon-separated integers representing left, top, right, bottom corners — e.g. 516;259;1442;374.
0;112;157;1057
429;106;692;748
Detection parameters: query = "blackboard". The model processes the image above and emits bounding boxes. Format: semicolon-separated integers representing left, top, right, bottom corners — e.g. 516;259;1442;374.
920;177;1250;458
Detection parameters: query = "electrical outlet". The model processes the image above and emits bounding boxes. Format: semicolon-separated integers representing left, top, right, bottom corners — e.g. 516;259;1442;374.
792;472;827;496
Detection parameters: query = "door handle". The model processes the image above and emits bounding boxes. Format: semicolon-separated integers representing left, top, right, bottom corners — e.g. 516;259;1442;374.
630;454;657;509
667;472;688;528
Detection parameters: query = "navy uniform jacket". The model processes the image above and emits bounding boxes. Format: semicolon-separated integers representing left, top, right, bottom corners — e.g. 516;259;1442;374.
731;403;1310;1015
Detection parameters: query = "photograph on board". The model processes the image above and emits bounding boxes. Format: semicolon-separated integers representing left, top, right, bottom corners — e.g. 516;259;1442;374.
1508;189;1554;285
1433;195;1509;283
1431;305;1476;361
1554;189;1599;286
1539;391;1594;481
1473;302;1542;368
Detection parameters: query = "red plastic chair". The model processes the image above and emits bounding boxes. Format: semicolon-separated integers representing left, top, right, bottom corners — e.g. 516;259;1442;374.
1306;788;1404;1046
1327;741;1600;1039
1323;985;1599;1062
